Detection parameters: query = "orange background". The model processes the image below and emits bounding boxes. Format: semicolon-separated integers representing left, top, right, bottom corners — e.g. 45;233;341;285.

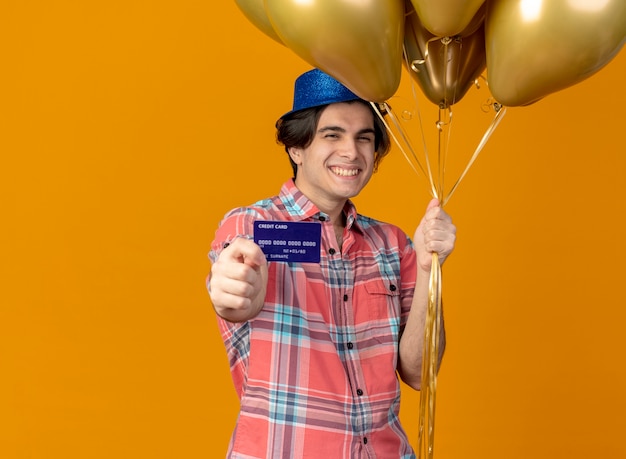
1;2;625;458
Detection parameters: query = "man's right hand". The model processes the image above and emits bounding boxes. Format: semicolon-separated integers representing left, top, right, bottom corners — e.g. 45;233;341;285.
208;238;268;323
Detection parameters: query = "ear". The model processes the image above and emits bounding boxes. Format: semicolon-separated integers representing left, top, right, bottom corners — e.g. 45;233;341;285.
288;147;303;165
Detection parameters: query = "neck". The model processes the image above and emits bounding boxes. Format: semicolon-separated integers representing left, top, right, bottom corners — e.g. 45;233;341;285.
308;195;346;249
326;204;346;226
312;199;346;249
293;178;347;224
333;213;346;250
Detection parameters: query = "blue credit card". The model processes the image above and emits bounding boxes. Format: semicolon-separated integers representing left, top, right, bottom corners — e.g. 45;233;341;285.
253;220;322;263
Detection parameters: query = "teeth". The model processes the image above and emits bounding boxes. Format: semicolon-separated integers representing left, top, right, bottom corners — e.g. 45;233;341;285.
331;167;359;177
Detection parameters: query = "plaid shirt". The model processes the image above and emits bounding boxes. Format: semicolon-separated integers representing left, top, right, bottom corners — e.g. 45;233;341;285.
209;180;418;458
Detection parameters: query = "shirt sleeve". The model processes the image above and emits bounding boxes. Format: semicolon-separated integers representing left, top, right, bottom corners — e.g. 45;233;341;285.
208;206;268;264
399;233;417;330
207;206;269;398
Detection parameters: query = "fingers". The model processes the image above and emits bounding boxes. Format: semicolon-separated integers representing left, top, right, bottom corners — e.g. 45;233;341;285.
422;229;456;256
220;238;267;269
415;200;457;267
209;238;268;316
212;239;266;288
423;199;451;223
213;266;260;298
421;209;454;239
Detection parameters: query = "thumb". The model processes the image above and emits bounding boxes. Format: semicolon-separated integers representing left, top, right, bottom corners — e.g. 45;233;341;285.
426;198;441;211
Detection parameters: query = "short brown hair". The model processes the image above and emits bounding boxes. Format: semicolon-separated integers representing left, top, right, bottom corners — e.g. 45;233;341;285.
276;101;391;177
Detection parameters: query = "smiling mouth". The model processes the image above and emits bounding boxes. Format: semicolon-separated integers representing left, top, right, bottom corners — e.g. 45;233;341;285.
330;166;360;177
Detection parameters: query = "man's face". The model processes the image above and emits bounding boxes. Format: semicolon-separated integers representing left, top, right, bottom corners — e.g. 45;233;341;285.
289;102;376;212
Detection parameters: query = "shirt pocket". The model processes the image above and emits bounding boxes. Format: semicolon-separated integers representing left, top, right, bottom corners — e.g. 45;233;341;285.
362;278;402;323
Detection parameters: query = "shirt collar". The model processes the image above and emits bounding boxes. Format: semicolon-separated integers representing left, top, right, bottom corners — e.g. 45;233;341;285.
279;179;361;231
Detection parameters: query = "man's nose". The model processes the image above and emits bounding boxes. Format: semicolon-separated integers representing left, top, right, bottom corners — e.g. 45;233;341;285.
339;139;359;159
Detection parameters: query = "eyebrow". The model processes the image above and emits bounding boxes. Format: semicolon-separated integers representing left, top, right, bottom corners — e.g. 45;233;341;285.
318;126;375;136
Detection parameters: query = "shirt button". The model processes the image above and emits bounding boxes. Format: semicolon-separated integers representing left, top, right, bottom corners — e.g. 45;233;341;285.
343;294;348;301
223;242;230;249
356;389;363;396
347;342;353;349
363;437;368;445
389;284;397;292
328;248;336;255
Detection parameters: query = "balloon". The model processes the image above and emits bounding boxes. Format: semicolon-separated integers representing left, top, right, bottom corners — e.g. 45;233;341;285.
410;0;486;37
486;0;626;106
404;4;486;107
457;3;487;37
235;0;283;44
265;0;405;102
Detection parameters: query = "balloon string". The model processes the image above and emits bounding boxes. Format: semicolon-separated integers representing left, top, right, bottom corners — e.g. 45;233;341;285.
417;252;442;459
400;26;506;459
437;38;453;202
402;43;438;196
443;104;506;206
408;34;507;206
372;101;437;198
395;14;507;459
416;101;506;458
417;37;456;459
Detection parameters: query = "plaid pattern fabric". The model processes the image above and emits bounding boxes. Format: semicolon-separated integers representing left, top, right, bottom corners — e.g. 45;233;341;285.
209;180;418;458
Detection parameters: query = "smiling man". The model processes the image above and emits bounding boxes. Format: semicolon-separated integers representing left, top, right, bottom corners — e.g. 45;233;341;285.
208;69;456;458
